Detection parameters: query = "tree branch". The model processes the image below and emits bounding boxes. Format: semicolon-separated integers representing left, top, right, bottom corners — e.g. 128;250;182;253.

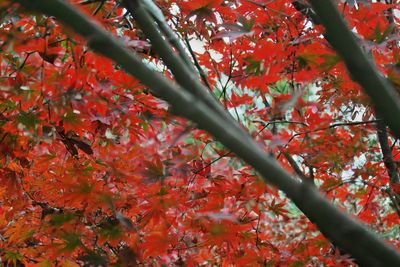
376;118;400;213
140;2;195;71
183;35;213;91
123;0;240;129
283;152;314;185
377;119;400;184
278;119;380;158
308;0;400;139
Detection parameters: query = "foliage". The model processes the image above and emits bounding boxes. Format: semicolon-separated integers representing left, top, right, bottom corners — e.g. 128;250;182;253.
0;0;399;266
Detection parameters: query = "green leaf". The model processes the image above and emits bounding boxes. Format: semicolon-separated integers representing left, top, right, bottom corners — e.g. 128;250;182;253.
270;80;290;94
381;225;400;238
49;212;75;226
0;100;17;110
238;16;254;32
291;261;305;267
374;23;393;44
244;57;264;76
98;218;122;239
23;229;35;240
63;110;80;125
318;54;341;71
61;232;82;251
5;251;22;266
38;259;51;267
17;111;40;129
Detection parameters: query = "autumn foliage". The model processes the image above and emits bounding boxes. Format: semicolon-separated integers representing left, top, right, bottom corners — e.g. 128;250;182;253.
0;0;399;266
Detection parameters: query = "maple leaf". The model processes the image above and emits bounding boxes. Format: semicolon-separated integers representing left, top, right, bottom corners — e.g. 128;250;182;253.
1;0;400;265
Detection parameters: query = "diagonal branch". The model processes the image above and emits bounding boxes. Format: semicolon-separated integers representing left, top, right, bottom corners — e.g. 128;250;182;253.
15;0;400;265
376;118;400;213
377;119;400;185
123;0;240;129
182;34;213;91
308;0;400;138
283;152;314;185
138;0;195;71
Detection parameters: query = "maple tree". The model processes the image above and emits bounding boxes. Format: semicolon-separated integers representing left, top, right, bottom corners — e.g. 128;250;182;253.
0;0;400;265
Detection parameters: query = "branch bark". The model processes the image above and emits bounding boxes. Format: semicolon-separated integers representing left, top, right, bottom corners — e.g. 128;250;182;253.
183;35;213;90
308;0;400;139
377;119;400;184
283;153;314;185
376;119;400;214
15;0;400;265
123;0;241;130
295;0;400;216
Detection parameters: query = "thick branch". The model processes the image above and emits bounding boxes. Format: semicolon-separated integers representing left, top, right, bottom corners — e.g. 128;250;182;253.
123;0;240;129
308;0;400;139
15;0;400;265
141;2;195;71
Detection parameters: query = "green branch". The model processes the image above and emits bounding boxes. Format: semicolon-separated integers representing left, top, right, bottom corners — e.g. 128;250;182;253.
123;0;241;129
309;0;400;139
